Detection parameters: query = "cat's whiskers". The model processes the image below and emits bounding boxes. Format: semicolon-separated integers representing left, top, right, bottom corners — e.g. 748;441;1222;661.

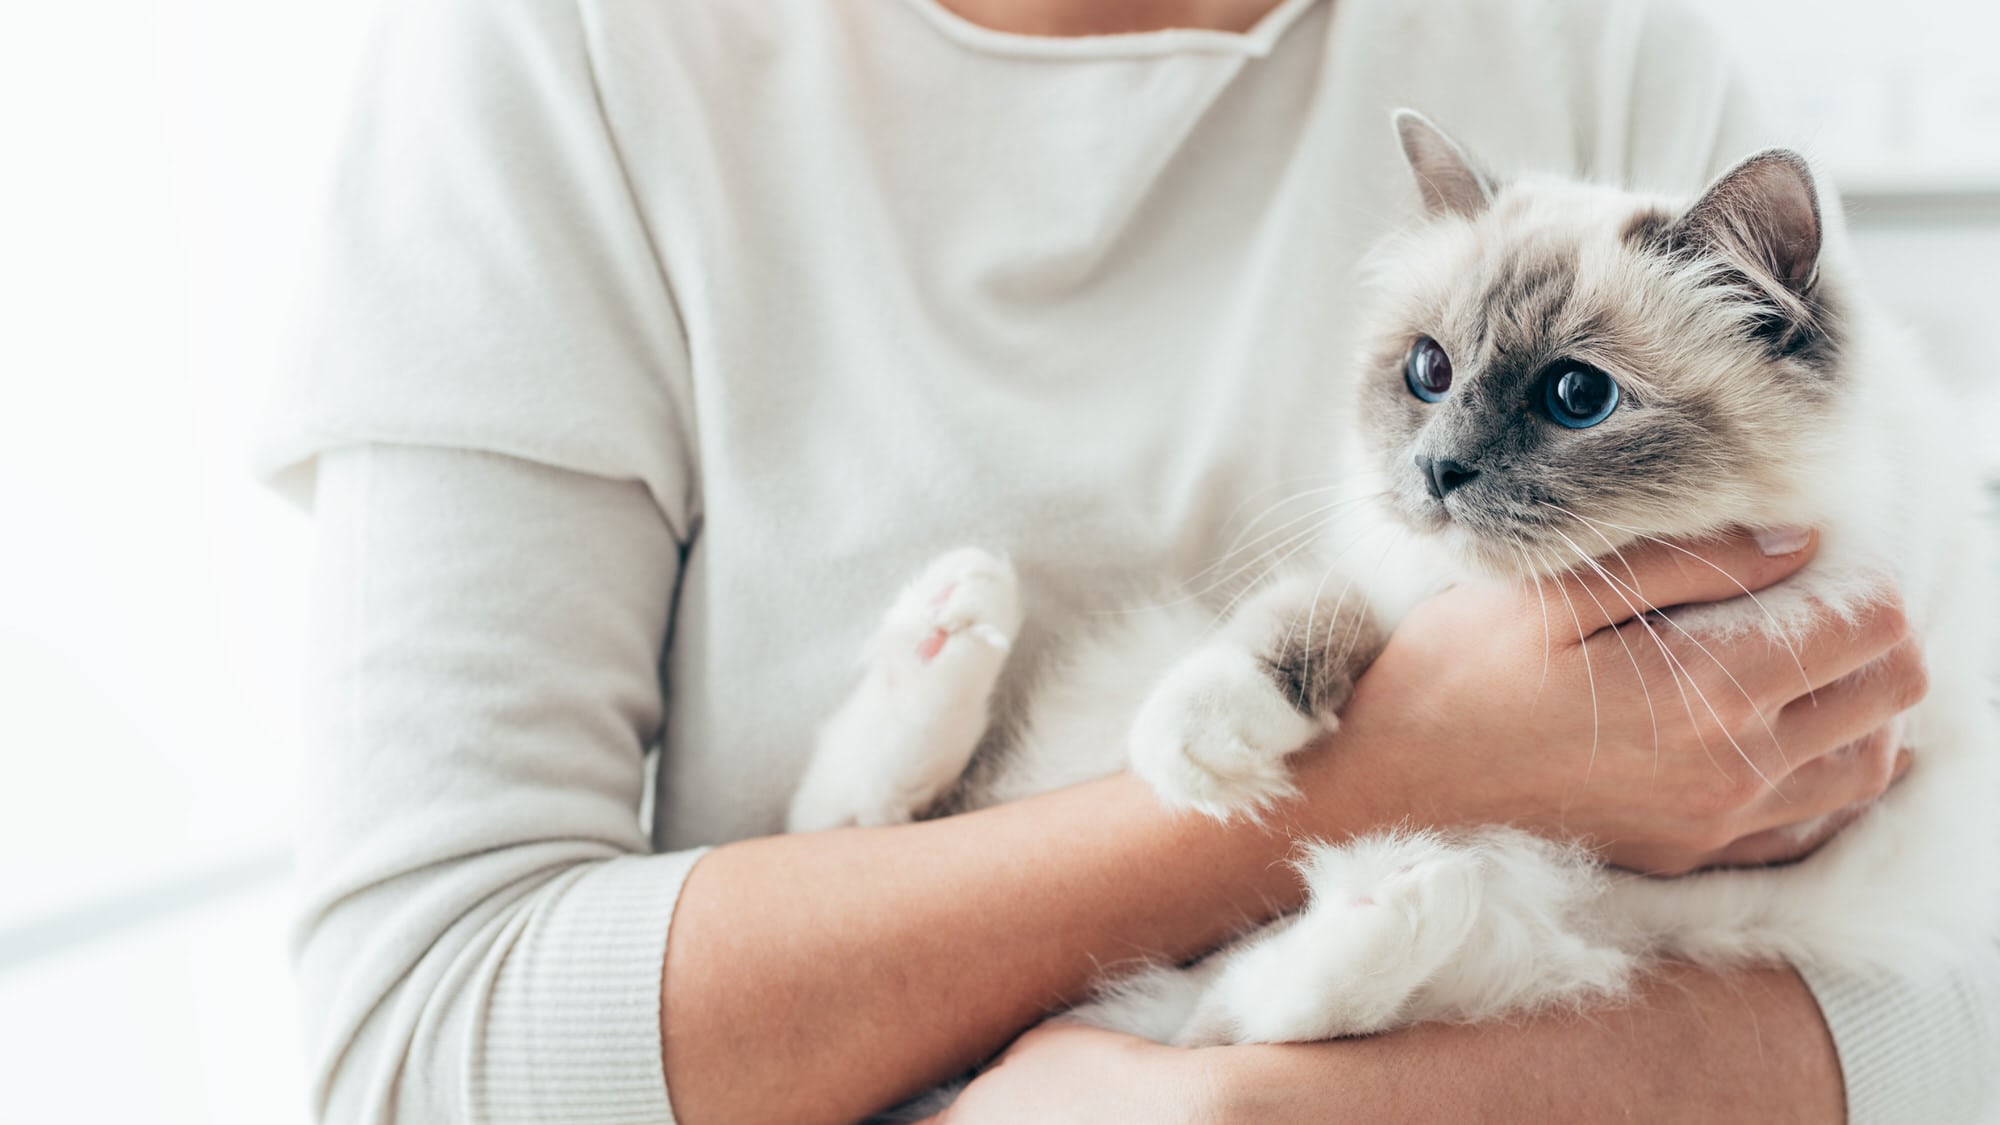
1542;506;1800;774
1202;490;1395;627
1566;510;1815;703
1126;488;1389;617
1548;529;1695;787
1197;480;1359;580
1271;512;1402;710
1298;532;1380;717
1542;517;1789;793
1540;535;1661;778
1333;522;1414;689
1099;512;1329;620
1207;472;1348;546
1506;542;1556;708
1543;558;1602;772
1541;532;1726;786
1205;523;1328;627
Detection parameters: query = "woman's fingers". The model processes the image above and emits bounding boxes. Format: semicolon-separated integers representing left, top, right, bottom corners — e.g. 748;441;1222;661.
1550;528;1819;635
1589;588;1913;742
1708;737;1912;869
1774;635;1927;752
1698;632;1923;850
1735;721;1909;840
1786;596;1916;695
1703;792;1876;869
1568;610;1923;842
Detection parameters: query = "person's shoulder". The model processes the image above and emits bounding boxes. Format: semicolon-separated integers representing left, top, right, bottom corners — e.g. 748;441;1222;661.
361;0;798;75
351;0;590;103
1336;0;1723;69
1329;0;1737;183
577;0;809;67
346;0;812;143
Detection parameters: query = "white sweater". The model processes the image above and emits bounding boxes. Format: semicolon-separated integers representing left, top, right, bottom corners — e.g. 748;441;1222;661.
262;0;2000;1121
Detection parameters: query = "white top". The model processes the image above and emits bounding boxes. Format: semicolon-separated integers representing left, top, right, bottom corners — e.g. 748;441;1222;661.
262;0;2000;1121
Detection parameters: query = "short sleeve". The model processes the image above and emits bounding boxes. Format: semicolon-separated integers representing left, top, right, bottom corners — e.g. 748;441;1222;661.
259;0;699;538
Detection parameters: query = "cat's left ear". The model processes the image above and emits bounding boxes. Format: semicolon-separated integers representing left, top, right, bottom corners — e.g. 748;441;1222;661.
1667;149;1823;295
1393;109;1495;220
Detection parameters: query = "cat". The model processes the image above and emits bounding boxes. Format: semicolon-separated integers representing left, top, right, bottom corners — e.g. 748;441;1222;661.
787;109;2000;1050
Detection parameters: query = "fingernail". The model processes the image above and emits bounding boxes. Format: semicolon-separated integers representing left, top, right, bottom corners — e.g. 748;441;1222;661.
1894;749;1913;778
1754;526;1812;556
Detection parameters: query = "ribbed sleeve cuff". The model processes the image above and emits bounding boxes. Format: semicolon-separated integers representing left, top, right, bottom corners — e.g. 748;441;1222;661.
1798;952;2000;1124
472;849;708;1124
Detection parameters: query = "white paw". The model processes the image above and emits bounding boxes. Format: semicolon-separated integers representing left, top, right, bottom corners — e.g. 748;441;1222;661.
876;547;1023;669
789;548;1020;833
1182;837;1486;1043
1061;959;1222;1045
1128;645;1322;820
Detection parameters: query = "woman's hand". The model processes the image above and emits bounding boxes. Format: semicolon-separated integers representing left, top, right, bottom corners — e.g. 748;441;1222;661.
1288;528;1925;875
926;1023;1224;1125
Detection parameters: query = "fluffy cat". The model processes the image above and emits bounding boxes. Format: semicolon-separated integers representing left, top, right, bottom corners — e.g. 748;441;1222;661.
788;110;2000;1050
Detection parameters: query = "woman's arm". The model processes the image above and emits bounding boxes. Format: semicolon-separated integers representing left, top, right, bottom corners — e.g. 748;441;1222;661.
300;443;1914;1125
976;943;2000;1124
663;773;1311;1121
297;444;694;1125
936;964;1844;1124
948;944;2000;1123
663;528;1921;1124
1222;963;1846;1123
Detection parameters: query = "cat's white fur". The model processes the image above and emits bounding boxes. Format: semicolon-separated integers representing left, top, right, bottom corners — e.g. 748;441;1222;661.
789;133;2000;1050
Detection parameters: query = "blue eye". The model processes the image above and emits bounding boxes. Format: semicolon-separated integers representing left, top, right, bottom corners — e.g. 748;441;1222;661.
1405;336;1452;403
1542;363;1620;428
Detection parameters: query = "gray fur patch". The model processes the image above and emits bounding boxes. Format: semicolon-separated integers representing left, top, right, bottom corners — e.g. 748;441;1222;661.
1260;592;1385;722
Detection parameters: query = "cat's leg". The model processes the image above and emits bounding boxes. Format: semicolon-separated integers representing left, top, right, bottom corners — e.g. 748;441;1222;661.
1059;954;1233;1045
786;548;1022;832
1129;572;1384;819
1176;830;1633;1045
1174;834;1486;1044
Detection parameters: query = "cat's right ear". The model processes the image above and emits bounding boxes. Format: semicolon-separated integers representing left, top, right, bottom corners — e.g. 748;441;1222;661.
1665;149;1823;296
1393;110;1495;220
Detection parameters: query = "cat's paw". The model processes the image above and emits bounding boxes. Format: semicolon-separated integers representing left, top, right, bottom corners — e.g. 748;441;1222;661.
877;547;1022;669
1128;644;1321;820
1181;839;1486;1044
1060;960;1221;1046
789;548;1020;833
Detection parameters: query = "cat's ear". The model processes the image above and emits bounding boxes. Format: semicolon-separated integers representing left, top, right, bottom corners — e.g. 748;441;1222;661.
1667;150;1823;295
1393;109;1495;220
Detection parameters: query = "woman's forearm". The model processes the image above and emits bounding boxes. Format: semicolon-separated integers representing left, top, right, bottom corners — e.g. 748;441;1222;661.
661;769;1351;1125
659;526;1913;1124
1215;962;1844;1123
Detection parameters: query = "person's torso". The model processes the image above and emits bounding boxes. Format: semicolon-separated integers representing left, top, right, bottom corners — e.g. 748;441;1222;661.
590;0;1663;847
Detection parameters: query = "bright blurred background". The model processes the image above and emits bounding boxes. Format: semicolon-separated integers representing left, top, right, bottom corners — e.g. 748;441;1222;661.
0;2;1994;1122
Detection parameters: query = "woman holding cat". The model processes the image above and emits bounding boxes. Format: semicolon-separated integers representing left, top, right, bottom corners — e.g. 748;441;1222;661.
266;0;2000;1122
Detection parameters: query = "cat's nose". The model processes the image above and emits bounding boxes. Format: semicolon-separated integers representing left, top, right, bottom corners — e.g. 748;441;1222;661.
1415;454;1480;499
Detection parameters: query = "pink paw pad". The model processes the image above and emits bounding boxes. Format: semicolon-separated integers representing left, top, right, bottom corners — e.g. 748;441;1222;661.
915;628;950;662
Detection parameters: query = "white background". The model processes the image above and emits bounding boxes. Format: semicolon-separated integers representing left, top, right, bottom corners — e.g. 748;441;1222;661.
0;2;1995;1123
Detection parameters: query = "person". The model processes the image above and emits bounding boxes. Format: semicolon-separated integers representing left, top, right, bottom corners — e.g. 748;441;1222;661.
262;0;2000;1121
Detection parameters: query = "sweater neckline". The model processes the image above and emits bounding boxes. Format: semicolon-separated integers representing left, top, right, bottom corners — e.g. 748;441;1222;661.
897;0;1323;60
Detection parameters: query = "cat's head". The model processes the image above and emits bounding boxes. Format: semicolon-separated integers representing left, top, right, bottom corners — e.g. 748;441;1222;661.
1356;110;1844;579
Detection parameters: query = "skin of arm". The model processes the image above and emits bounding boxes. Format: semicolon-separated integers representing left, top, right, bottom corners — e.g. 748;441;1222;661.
1214;962;1845;1124
662;531;1921;1124
936;963;1842;1124
663;771;1316;1124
